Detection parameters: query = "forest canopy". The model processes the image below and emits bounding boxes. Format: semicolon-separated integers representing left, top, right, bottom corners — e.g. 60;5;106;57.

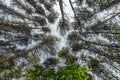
0;0;120;80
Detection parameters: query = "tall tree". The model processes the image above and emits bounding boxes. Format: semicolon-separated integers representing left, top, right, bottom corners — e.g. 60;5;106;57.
0;0;120;80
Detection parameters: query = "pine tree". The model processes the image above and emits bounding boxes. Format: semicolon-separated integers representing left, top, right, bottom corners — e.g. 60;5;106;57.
0;0;120;79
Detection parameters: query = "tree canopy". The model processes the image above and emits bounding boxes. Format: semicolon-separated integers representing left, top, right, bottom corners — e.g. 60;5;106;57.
0;0;120;80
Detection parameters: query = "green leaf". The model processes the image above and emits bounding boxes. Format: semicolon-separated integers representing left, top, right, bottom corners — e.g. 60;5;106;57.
3;69;11;74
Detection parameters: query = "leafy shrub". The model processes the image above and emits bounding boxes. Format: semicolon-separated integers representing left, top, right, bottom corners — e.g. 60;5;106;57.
25;62;90;80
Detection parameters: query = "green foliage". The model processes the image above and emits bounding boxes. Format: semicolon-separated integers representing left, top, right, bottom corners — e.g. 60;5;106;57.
57;62;90;80
112;26;120;43
88;58;99;67
42;36;57;45
47;11;58;23
72;43;82;51
34;17;47;26
0;61;22;79
43;57;59;67
58;48;69;57
9;45;21;52
66;55;77;63
88;58;100;70
68;32;78;41
27;8;33;14
42;27;51;33
39;18;47;26
26;53;40;64
25;62;90;80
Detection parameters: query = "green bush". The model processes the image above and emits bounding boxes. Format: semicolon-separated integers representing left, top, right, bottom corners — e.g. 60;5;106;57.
25;62;90;80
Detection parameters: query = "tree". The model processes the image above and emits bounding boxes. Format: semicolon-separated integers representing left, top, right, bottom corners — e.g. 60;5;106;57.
0;0;120;80
25;62;90;80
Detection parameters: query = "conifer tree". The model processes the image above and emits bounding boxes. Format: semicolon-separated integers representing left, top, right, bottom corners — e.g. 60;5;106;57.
0;0;120;79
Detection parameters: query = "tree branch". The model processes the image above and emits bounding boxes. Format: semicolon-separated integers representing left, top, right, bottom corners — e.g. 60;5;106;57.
0;42;43;64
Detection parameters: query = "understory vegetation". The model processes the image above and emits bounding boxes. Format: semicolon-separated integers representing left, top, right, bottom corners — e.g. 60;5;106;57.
25;62;90;80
